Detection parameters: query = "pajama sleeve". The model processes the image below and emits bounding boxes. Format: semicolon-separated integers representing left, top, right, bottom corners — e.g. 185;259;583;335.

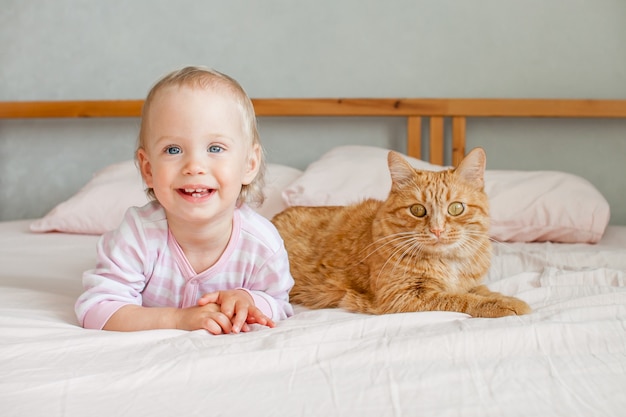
75;208;152;329
245;243;295;321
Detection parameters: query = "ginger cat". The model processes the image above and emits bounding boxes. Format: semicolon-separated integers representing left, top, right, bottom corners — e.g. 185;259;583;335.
272;148;530;318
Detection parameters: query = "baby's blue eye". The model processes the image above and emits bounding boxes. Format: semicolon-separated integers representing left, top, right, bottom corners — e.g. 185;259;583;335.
165;146;182;155
208;145;223;153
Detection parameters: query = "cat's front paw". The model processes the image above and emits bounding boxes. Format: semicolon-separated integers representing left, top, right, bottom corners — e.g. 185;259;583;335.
507;297;532;315
477;297;531;318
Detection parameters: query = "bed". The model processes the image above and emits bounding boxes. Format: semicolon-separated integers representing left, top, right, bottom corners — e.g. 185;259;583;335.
1;98;626;416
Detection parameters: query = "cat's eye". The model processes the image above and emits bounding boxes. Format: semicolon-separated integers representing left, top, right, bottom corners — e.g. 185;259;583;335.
448;202;465;216
410;204;427;218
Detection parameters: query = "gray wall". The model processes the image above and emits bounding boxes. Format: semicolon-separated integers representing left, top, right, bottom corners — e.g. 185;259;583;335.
1;1;625;223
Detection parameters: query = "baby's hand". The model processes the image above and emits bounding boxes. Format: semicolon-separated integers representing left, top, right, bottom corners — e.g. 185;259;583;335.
198;290;275;333
176;303;235;335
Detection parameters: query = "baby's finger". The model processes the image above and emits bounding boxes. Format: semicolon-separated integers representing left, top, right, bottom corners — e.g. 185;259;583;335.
203;319;224;335
204;313;232;335
247;306;275;328
231;306;248;334
197;292;220;306
219;298;237;319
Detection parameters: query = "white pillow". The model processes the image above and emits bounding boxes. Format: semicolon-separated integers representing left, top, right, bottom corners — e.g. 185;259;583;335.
30;161;303;235
282;146;610;243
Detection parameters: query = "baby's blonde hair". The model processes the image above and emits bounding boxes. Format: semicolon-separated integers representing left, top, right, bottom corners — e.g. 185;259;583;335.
137;66;265;207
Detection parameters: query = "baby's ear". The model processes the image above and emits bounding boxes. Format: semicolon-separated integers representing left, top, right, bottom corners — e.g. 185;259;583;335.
455;147;486;189
136;148;154;187
242;143;262;185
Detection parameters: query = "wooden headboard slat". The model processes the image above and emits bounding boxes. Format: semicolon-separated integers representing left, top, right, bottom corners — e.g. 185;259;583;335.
452;117;467;167
0;100;144;119
3;98;626;119
429;117;445;165
406;116;422;160
256;98;626;118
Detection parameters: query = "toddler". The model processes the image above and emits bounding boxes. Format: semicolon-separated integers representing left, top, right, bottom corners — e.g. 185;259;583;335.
75;66;294;334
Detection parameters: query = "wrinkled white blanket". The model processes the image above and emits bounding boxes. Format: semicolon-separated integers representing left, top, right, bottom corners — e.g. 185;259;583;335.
1;221;625;417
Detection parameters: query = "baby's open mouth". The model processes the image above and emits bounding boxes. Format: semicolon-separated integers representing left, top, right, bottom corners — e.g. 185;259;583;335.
180;188;213;198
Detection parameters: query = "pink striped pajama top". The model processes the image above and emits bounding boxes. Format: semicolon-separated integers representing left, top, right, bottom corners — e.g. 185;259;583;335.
75;201;294;330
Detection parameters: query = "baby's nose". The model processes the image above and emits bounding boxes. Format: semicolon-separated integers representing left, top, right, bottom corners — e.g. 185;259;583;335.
183;154;207;175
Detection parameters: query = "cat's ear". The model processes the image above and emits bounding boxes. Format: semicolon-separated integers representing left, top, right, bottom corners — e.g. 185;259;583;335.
388;151;415;188
455;147;486;189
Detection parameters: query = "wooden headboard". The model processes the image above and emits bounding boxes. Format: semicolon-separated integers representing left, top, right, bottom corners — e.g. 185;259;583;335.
2;98;626;166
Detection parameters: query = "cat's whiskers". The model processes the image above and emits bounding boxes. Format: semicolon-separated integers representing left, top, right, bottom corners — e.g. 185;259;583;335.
393;237;427;287
374;235;425;288
358;232;420;261
375;238;415;278
356;226;435;287
457;237;490;269
489;237;516;252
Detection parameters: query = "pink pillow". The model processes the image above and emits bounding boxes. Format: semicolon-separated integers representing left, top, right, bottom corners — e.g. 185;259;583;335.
30;161;302;235
485;170;610;243
30;161;148;235
257;164;304;220
282;145;447;206
282;146;610;243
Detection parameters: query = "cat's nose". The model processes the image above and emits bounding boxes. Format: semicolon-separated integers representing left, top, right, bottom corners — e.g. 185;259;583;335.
430;228;442;238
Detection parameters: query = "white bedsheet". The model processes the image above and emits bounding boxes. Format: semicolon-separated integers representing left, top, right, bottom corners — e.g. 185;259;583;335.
1;220;625;417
